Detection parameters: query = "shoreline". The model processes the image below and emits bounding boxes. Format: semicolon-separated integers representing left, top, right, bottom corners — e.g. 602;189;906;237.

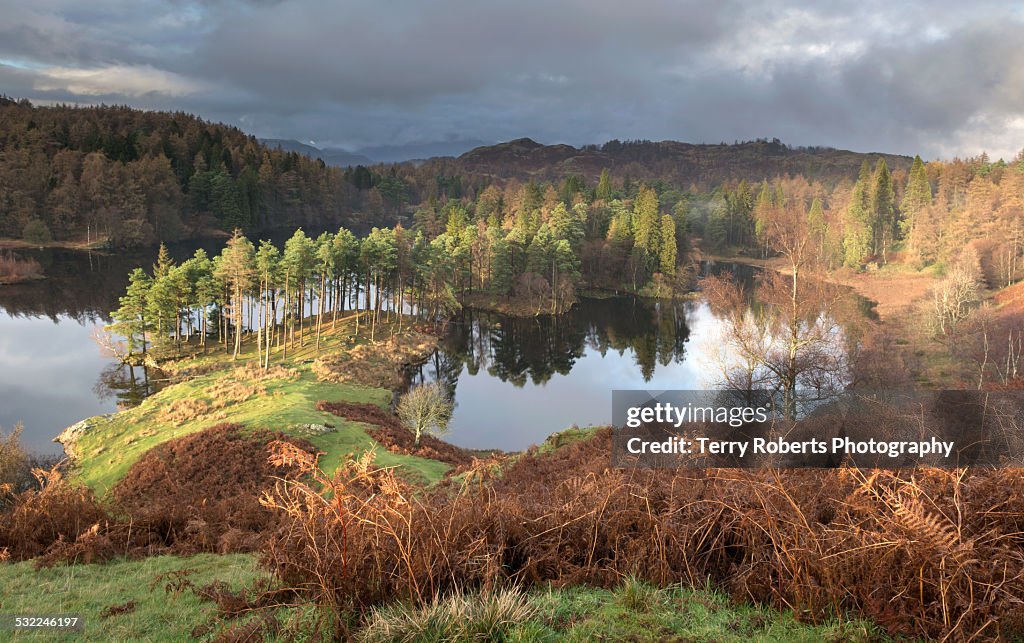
700;251;941;322
0;237;112;251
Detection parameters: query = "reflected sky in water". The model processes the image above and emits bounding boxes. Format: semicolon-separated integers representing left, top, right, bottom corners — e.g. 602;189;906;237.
414;299;726;452
0;312;119;455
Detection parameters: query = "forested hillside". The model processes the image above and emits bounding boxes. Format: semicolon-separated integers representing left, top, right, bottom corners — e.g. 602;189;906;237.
0;99;369;246
423;137;913;187
2;97;1021;286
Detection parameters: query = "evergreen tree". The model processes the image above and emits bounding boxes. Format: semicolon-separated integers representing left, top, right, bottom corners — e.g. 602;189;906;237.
110;268;152;357
332;228;360;315
282;229;316;347
153;242;174;279
185;249;215;351
255;239;281;367
218;229;256;359
844;178;873;267
550;202;585;250
606;200;632;244
871;159;895;261
632;185;661;264
753;180;774;257
807;197;826;265
901;155;933;265
314;232;336;351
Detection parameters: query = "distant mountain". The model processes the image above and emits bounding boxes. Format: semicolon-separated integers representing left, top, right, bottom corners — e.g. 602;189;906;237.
259;138;372;167
435;137;914;187
319;147;374;167
356;138;492;163
259;137;492;165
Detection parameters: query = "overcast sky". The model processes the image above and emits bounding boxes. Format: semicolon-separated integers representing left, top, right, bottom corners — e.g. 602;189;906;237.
2;0;1024;160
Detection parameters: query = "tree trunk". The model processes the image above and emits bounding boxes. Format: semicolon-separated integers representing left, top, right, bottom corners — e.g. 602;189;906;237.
316;271;326;352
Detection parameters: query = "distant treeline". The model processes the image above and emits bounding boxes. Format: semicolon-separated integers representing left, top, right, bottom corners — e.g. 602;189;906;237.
684;153;1024;284
3;98;1022;286
109;176;691;364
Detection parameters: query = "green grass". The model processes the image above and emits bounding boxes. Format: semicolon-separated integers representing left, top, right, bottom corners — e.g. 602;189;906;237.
0;554;267;642
513;581;883;642
73;365;448;495
0;558;886;642
72;315;450;495
356;579;885;642
536;425;604;454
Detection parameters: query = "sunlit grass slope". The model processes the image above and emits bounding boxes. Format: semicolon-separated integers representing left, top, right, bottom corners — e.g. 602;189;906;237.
72;314;449;495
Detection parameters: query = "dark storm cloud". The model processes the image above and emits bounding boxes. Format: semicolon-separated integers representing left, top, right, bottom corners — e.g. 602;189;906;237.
2;0;1023;159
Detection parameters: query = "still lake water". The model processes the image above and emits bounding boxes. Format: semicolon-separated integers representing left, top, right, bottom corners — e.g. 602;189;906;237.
0;241;755;455
413;298;731;451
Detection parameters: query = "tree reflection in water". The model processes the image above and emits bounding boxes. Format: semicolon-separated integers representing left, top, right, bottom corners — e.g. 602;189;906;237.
93;363;165;410
411;296;692;402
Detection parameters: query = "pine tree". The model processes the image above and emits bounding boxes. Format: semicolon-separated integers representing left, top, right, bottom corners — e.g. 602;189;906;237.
871;159;895;262
807;197;826;265
632;185;661;266
187;249;215;351
753;180;774;257
254;239;281;367
332;228;360;322
550;202;584;250
844;178;873;267
901;155;933;266
283;229;316;348
110;268;153;357
314;232;336;352
153;242;174;279
218;229;255;359
606;200;632;244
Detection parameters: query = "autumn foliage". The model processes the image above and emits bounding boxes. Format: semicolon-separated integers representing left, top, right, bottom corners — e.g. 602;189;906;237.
4;420;1024;639
260;430;1024;640
0;424;316;565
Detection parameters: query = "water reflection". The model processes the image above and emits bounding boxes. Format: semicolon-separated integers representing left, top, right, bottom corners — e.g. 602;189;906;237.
93;362;163;409
0;238;862;456
411;297;713;451
0;243;199;454
0;312;120;454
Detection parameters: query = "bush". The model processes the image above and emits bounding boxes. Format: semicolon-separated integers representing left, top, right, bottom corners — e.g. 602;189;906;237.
0;468;109;562
21;219;52;245
0;424;29;495
113;423;316;554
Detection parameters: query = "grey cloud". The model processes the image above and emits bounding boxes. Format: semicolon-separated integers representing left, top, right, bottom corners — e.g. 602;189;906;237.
1;0;1023;159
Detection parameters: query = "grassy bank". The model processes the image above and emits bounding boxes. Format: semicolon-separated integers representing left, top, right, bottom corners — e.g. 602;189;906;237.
359;580;881;642
0;553;267;641
0;555;880;642
66;313;449;495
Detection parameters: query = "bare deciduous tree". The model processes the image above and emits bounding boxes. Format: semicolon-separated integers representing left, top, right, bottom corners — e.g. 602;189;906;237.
703;272;851;419
703;179;855;419
396;383;453;447
929;264;980;339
